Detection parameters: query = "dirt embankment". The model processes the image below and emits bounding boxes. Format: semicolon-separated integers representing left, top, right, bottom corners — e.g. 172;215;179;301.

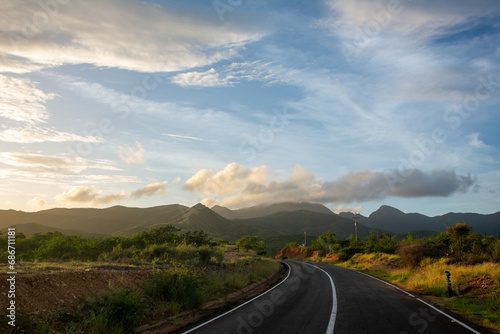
275;247;339;261
0;268;154;316
0;261;285;333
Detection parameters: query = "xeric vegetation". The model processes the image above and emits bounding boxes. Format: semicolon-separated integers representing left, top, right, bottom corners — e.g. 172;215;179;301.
0;226;278;333
278;223;500;333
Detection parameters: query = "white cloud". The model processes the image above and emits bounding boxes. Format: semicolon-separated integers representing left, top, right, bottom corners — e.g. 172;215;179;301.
0;75;104;144
54;182;168;206
54;186;128;206
163;133;210;142
1;0;263;73
468;133;488;148
26;197;48;210
0;74;54;123
183;163;268;197
171;61;288;88
55;74;229;122
0;152;134;186
201;198;219;208
332;205;363;214
131;181;168;199
183;163;476;209
0;152;110;175
172;68;234;87
0;55;44;74
325;0;489;43
0;125;103;143
119;141;146;164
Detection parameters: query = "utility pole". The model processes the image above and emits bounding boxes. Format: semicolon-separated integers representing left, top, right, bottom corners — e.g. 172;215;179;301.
304;228;307;247
354;213;359;240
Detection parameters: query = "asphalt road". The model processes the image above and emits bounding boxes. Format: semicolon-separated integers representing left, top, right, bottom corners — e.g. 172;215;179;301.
177;260;491;334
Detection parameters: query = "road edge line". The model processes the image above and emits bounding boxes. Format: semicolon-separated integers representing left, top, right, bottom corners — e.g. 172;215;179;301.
346;267;485;334
302;262;337;334
415;298;483;334
181;262;292;334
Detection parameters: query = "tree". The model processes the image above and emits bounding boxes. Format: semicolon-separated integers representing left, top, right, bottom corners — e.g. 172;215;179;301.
311;231;338;255
236;236;267;255
183;230;212;247
446;222;472;261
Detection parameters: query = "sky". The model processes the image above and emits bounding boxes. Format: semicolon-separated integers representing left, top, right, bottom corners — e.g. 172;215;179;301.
0;0;499;217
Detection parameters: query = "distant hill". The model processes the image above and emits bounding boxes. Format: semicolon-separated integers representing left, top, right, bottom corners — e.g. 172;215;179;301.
235;210;375;240
0;223;106;238
1;203;498;255
0;204;306;255
212;202;334;219
340;205;500;235
0;205;188;235
338;212;368;222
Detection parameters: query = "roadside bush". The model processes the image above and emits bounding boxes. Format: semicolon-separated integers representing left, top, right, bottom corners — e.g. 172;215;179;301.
338;246;363;261
284;242;301;248
488;241;500;263
143;268;204;309
398;242;444;268
304;246;314;257
76;287;144;334
139;243;173;261
98;245;138;262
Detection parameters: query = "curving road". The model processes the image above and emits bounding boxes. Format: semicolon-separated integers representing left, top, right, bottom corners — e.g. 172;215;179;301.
176;260;491;334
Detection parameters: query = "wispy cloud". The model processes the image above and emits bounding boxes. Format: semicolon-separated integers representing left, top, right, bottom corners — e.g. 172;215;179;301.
131;181;168;199
163;133;215;142
468;133;488;148
1;0;263;74
26;197;48;210
54;186;128;206
0;75;103;144
0;152;139;187
119;141;146;164
172;68;234;87
0;125;103;143
171;61;287;88
0;75;54;123
54;181;168;206
0;152;119;175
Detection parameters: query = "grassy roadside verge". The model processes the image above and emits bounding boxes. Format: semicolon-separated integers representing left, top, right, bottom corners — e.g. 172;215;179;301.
325;253;499;333
1;254;280;334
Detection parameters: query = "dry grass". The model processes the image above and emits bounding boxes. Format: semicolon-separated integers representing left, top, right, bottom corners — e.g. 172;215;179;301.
337;253;500;333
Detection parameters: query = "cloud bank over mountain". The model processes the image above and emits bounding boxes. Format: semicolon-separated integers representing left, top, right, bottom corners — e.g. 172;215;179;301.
184;163;476;209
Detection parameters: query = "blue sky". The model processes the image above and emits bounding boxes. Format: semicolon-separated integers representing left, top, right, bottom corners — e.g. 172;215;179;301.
1;0;499;217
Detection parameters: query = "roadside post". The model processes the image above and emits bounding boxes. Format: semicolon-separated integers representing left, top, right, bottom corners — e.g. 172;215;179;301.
444;271;453;297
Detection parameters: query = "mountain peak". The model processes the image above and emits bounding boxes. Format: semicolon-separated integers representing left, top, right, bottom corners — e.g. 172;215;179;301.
191;203;208;210
370;205;405;217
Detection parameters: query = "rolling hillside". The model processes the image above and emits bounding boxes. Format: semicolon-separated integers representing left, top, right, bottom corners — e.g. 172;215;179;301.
0;204;307;255
212;202;334;219
341;205;500;235
2;203;498;256
234;209;374;240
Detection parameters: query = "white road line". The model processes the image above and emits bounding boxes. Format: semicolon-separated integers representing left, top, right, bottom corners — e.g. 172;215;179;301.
181;262;292;334
348;268;484;334
416;298;483;334
302;262;338;334
353;270;415;297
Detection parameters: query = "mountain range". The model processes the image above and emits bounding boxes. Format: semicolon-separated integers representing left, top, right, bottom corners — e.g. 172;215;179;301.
1;202;498;255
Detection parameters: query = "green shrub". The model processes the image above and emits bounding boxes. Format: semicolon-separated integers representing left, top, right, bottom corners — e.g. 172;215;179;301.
338;246;363;261
143;268;204;309
98;245;138;262
489;241;500;263
76;287;144;333
398;242;443;267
